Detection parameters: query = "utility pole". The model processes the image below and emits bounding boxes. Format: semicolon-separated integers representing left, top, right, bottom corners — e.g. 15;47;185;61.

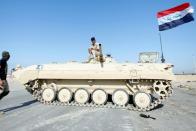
159;32;165;63
193;55;196;74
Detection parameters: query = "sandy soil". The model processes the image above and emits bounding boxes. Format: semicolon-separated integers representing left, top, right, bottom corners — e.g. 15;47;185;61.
174;75;196;88
0;78;196;131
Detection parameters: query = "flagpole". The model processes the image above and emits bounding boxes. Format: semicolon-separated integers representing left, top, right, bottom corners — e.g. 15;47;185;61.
159;32;165;63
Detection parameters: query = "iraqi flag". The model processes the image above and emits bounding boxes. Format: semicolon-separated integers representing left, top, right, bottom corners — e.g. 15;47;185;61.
157;3;194;31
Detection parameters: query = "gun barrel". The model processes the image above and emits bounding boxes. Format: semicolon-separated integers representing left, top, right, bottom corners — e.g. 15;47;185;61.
99;44;103;59
99;44;104;67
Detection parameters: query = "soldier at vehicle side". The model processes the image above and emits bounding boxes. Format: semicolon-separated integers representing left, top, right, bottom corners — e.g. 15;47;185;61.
0;51;10;100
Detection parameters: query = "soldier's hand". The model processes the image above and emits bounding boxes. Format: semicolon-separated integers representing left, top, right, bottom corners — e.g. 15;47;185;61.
0;80;3;86
0;80;5;86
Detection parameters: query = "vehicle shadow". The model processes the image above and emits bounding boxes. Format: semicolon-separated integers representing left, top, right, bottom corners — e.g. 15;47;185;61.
0;100;37;113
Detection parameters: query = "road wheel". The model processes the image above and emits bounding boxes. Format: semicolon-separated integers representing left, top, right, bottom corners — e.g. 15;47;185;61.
74;88;89;104
42;88;56;102
58;88;72;103
92;89;107;105
112;89;129;106
133;92;151;109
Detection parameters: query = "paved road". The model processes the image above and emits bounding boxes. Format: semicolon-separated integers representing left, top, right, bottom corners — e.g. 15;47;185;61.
0;79;196;131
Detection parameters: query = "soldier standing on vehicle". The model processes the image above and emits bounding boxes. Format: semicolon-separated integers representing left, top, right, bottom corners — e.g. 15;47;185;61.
0;51;10;100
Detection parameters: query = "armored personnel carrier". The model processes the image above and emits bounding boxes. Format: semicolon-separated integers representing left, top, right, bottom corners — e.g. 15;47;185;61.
12;45;174;111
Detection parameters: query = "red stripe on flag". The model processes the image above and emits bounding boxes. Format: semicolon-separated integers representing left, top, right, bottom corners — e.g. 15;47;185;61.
157;3;190;18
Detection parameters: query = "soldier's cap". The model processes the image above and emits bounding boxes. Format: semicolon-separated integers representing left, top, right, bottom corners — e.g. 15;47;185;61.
91;37;96;41
2;51;10;58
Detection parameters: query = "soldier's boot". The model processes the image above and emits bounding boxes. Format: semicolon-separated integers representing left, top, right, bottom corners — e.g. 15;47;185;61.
0;91;10;100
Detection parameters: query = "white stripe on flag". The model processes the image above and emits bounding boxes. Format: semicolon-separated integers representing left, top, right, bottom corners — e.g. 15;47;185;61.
189;6;194;13
158;6;193;25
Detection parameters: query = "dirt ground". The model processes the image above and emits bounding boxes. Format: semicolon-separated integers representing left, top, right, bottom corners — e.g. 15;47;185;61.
0;78;196;131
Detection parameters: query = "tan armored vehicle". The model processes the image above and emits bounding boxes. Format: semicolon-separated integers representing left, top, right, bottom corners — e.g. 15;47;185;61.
13;45;174;111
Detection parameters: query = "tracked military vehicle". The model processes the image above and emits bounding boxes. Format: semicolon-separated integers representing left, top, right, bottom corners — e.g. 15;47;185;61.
12;45;174;111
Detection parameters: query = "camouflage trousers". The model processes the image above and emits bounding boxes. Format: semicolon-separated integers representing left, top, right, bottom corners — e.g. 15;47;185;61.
0;80;9;95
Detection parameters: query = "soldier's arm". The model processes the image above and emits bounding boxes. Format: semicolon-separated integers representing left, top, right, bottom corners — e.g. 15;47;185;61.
0;59;6;69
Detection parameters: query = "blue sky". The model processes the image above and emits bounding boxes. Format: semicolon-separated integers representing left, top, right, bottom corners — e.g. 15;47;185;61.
0;0;195;73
